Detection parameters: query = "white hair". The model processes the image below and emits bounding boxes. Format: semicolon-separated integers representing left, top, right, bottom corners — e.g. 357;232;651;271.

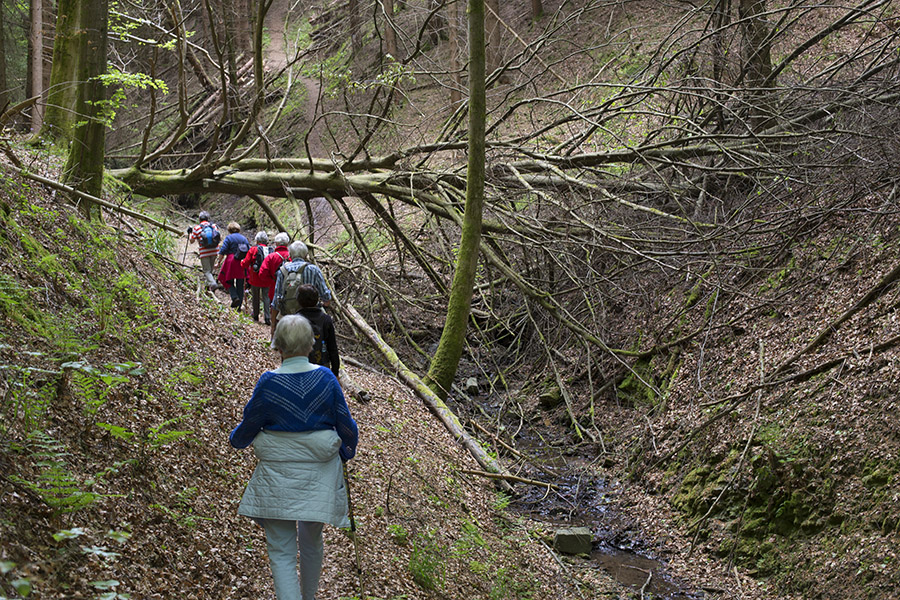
255;231;269;244
288;241;309;260
272;315;314;356
273;232;290;246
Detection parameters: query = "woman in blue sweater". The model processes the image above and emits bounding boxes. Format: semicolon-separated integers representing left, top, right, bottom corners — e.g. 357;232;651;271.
230;315;358;600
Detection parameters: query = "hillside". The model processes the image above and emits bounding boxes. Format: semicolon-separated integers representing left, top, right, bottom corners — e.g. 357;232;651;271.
0;165;640;599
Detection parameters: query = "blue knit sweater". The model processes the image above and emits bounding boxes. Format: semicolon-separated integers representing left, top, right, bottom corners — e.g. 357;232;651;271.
229;357;358;460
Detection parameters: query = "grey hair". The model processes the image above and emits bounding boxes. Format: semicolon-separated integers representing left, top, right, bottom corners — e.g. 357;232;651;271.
198;210;210;221
272;315;314;356
273;232;290;246
255;231;269;244
288;241;309;260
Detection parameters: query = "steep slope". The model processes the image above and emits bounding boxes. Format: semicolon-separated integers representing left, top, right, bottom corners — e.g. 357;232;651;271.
0;165;630;599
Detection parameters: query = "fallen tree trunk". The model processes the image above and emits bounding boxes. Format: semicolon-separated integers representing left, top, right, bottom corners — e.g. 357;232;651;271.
11;167;183;234
339;301;514;492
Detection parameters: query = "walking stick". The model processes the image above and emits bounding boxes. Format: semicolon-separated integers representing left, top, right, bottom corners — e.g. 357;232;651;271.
343;462;365;599
182;228;191;265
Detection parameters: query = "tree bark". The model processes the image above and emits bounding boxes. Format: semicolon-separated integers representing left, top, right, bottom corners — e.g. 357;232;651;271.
448;0;462;107
41;0;79;140
425;0;486;399
484;0;500;81
382;0;398;62
29;0;43;131
738;0;773;129
0;0;7;112
60;0;108;215
349;0;361;54
530;0;543;21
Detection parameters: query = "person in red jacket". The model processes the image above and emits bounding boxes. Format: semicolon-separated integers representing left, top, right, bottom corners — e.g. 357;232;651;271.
241;231;273;325
258;231;291;307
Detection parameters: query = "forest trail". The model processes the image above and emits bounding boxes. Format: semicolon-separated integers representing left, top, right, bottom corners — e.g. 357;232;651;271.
263;0;289;72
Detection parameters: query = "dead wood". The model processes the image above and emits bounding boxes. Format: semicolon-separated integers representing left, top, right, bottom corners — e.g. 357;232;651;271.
340;301;514;492
458;469;559;491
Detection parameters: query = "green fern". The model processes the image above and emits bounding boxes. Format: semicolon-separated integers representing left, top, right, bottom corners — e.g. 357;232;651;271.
10;431;97;513
63;361;131;415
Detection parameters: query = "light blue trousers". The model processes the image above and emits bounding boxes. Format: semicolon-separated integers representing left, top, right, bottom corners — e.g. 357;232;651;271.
261;519;324;600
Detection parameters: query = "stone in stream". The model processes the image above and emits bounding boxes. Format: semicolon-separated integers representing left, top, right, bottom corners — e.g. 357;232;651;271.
553;526;593;555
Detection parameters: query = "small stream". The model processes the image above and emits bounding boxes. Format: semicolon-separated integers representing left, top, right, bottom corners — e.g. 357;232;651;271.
508;436;703;599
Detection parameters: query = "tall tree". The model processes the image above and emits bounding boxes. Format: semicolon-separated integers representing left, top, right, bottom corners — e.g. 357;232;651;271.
484;0;499;80
382;0;398;61
28;0;42;131
738;0;773;129
425;0;486;399
448;0;461;106
349;0;361;54
60;0;108;214
0;0;7;112
41;0;79;140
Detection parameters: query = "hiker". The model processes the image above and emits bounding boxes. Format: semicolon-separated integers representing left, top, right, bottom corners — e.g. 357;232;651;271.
229;314;358;600
215;222;250;310
188;211;221;292
296;284;339;377
241;231;272;325
270;241;332;337
259;232;291;307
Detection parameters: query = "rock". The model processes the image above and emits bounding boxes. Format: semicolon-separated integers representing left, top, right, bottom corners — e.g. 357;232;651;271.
553;527;593;555
538;386;562;409
465;377;479;395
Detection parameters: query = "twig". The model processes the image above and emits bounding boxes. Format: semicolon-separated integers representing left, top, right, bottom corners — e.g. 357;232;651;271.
458;469;559;490
470;420;557;477
637;566;653;599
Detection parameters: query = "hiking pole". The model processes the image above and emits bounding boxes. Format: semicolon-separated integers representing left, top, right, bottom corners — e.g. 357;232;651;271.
182;228;191;265
343;462;365;599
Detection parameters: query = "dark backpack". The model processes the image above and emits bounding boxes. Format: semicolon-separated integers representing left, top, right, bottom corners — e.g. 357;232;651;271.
252;245;270;273
234;240;250;262
304;311;327;365
279;263;309;315
198;223;220;248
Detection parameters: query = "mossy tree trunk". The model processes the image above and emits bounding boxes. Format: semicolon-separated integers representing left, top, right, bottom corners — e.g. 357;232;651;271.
40;0;80;141
60;0;108;216
424;0;485;399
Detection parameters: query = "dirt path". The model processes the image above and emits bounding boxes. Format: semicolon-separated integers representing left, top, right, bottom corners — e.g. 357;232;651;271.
263;0;289;71
261;0;336;246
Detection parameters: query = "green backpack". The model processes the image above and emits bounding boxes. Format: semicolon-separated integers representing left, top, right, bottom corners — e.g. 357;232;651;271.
279;263;309;315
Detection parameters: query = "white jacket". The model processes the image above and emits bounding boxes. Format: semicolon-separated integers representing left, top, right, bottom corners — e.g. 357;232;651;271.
238;429;349;527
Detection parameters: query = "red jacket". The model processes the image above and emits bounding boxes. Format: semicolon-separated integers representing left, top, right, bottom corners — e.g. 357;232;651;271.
259;246;290;298
241;244;272;288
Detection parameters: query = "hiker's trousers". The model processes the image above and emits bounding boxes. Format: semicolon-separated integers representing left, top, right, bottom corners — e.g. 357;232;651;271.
251;285;271;323
199;255;217;289
261;519;324;600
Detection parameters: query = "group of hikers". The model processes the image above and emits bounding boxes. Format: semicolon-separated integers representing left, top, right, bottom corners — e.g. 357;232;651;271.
187;210;339;376
188;210;354;600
